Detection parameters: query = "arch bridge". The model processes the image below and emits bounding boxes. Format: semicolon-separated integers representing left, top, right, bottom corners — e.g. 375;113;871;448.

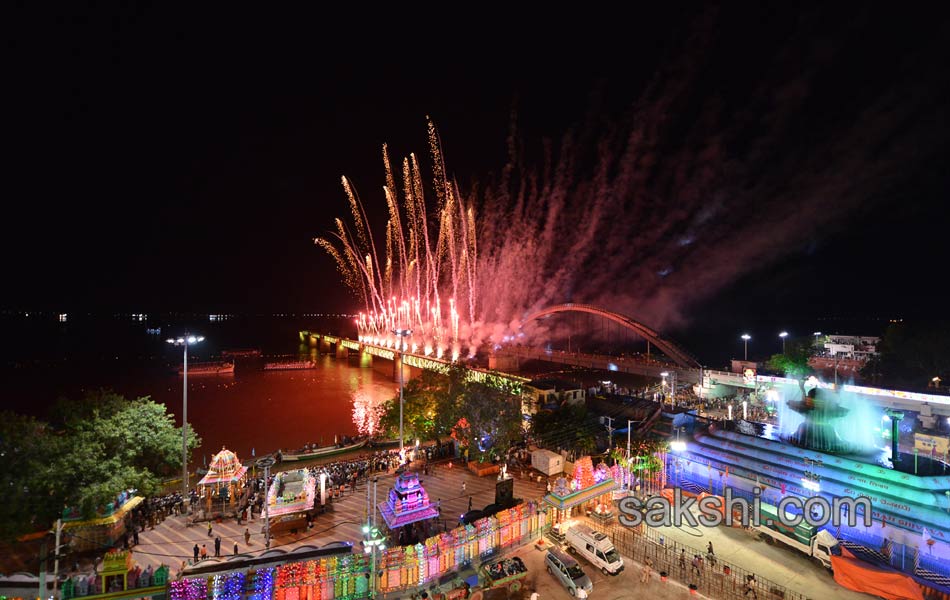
522;303;701;369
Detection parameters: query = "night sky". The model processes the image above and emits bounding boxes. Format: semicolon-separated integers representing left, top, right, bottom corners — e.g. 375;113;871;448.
6;6;950;337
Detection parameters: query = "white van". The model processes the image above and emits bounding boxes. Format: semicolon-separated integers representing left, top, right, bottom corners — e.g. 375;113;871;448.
565;524;624;575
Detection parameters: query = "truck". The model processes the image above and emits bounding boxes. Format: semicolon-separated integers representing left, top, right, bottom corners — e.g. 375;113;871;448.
753;502;839;569
478;556;528;594
564;524;624;575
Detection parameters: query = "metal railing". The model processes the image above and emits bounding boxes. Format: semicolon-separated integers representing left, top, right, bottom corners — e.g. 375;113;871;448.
584;518;810;600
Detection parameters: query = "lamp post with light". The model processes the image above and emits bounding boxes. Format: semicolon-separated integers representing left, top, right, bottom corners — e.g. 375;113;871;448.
257;456;276;548
660;371;669;406
167;334;204;510
362;477;385;599
741;334;751;361
392;329;412;462
779;331;788;354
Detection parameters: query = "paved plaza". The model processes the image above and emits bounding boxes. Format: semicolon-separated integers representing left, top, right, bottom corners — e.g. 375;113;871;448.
132;460;548;571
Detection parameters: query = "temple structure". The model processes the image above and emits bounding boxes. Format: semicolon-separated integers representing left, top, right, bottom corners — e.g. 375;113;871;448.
377;471;439;529
197;446;247;517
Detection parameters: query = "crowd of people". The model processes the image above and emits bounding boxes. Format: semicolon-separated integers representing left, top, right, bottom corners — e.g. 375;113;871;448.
120;491;192;550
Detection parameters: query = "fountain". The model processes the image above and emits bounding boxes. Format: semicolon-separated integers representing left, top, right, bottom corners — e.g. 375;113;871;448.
785;384;857;454
676;378;950;554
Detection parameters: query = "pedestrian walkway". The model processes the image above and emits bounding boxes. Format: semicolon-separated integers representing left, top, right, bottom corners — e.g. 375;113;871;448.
587;517;870;599
515;542;710;600
131;461;547;572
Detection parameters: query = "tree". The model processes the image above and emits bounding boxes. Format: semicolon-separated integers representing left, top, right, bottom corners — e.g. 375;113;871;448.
378;369;460;441
0;390;201;541
531;404;598;456
0;412;61;540
862;321;950;388
765;338;813;379
452;380;524;462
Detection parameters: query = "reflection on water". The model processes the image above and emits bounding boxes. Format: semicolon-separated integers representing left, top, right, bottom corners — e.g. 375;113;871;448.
3;353;395;468
149;354;395;465
1;316;397;465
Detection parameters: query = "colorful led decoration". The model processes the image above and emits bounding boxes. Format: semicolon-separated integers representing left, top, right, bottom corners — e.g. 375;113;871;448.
249;568;274;600
166;504;549;600
170;577;208;600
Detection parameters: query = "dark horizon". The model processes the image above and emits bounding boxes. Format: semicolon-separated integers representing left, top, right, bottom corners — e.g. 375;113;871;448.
6;6;950;333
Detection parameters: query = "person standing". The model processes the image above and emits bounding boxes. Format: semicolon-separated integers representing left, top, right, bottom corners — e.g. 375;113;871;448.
193;544;199;563
244;528;251;545
207;521;213;537
691;555;702;577
200;544;208;560
639;558;653;583
214;536;221;557
679;549;687;572
745;574;758;598
233;542;239;556
461;480;466;493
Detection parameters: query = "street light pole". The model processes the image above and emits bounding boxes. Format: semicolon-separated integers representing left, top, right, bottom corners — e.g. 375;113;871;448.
167;335;204;511
258;456;276;549
741;334;751;361
779;331;788;355
660;371;669;408
363;478;385;600
392;329;412;462
626;419;634;491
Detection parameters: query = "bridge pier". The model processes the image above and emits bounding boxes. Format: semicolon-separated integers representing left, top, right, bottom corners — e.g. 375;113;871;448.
359;350;373;368
308;333;319;348
319;338;331;354
335;343;348;359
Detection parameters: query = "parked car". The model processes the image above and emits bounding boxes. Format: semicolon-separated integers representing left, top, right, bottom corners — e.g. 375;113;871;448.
545;549;593;596
565;524;624;575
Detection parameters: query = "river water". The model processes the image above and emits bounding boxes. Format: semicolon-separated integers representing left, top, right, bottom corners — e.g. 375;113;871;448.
0;314;396;467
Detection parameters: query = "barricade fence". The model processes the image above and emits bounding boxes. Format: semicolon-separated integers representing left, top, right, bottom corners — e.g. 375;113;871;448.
585;519;810;600
169;502;552;600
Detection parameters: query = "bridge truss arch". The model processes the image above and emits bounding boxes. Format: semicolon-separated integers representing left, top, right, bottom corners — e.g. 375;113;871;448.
522;303;701;369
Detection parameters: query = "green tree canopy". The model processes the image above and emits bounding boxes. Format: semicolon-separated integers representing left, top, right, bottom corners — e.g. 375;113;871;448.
765;337;814;379
452;380;524;462
531;404;598;457
378;366;524;461
379;369;460;442
0;390;200;541
862;321;950;388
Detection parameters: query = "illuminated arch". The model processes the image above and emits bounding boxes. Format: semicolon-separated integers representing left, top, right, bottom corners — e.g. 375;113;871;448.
523;303;701;369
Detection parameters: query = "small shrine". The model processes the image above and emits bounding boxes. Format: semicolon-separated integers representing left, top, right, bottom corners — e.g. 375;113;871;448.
377;471;440;529
267;469;316;517
543;456;618;527
197;446;247;516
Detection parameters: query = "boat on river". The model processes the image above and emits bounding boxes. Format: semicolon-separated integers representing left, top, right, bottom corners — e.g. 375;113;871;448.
177;361;235;375
222;348;262;358
279;438;368;462
263;360;316;371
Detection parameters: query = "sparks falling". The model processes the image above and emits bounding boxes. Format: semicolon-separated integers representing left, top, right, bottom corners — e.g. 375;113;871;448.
317;119;479;360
